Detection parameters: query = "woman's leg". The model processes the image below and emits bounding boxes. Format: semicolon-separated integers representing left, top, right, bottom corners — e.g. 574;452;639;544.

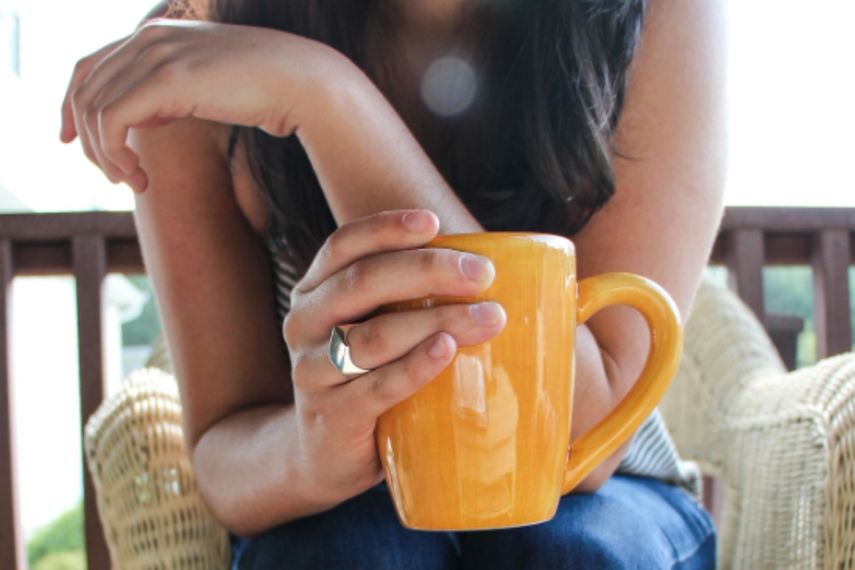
457;475;716;569
230;481;459;570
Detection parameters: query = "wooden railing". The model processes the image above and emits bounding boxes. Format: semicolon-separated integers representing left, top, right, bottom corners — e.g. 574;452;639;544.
0;207;852;569
711;207;854;361
0;212;141;570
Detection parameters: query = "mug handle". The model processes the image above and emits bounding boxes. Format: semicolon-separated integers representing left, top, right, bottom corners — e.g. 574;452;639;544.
562;272;683;494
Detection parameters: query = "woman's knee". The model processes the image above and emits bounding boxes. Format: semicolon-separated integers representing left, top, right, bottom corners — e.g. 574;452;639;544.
462;495;668;568
458;476;715;569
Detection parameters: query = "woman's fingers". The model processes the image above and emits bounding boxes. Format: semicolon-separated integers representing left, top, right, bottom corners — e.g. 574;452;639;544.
89;58;171;185
75;29;177;184
287;245;496;348
70;43;145;182
338;332;458;421
71;95;117;182
93;62;190;184
60;36;128;143
340;301;506;372
292;301;506;397
294;210;440;295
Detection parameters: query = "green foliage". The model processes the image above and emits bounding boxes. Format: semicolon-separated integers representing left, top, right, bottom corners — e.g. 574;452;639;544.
764;267;813;323
32;551;85;570
764;266;855;365
763;266;816;366
121;274;162;346
27;500;84;568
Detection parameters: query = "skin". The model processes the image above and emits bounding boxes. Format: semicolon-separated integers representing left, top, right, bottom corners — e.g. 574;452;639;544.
59;0;726;537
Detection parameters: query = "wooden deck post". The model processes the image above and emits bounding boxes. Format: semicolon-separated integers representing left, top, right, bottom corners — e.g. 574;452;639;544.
812;230;852;358
72;235;111;570
0;239;24;569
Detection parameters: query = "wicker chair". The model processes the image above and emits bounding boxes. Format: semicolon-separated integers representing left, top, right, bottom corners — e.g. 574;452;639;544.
83;275;855;569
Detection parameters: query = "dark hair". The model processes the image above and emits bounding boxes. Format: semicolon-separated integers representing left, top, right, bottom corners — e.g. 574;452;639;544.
174;0;648;274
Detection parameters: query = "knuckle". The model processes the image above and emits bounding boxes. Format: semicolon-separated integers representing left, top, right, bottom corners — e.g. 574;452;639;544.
139;40;173;64
367;371;392;401
72;57;90;75
402;353;429;385
323;230;349;263
99;104;117;130
102;165;119;182
341;261;368;294
155;61;182;82
436;304;463;331
281;312;301;347
162;97;191;119
289;352;315;390
84;100;99;121
259;110;295;138
137;22;167;40
289;280;306;301
350;322;385;356
71;84;87;106
418;249;446;278
85;114;101;137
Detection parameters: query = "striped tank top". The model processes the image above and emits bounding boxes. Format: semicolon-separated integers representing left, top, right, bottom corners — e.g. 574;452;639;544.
264;235;702;500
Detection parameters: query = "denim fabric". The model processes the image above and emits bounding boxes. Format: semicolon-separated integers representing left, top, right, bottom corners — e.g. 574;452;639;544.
230;475;716;569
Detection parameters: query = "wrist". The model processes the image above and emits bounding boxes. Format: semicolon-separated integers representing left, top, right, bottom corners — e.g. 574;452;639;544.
290;47;377;136
289;412;349;512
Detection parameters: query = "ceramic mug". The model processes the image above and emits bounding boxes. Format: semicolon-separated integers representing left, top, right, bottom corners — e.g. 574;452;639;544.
374;232;683;531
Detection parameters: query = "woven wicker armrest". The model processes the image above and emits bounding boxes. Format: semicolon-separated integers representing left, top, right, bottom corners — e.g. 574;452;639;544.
661;277;855;569
83;367;230;569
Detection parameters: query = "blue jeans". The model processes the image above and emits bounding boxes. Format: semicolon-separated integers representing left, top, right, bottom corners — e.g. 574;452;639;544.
230;475;716;569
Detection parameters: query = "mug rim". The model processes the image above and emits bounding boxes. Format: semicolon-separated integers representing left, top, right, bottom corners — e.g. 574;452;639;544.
427;231;574;253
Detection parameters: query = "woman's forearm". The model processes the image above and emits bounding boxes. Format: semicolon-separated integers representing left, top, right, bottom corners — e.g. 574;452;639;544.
294;69;630;491
295;66;482;234
192;403;340;537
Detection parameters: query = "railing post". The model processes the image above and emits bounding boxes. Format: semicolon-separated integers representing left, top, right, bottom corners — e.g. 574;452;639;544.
726;229;766;320
0;239;24;570
72;235;111;570
812;229;852;358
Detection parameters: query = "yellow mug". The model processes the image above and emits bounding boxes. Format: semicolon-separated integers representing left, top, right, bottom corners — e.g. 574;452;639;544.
375;232;683;531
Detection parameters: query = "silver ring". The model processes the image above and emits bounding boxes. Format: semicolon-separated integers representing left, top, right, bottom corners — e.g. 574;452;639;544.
328;325;371;378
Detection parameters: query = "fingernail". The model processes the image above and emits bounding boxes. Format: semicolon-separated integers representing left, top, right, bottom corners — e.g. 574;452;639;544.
402;210;436;233
428;333;452;359
459;254;494;282
469;302;504;326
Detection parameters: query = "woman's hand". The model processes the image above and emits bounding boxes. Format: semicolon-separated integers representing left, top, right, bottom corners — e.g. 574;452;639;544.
59;18;347;193
59;1;170;147
285;209;507;505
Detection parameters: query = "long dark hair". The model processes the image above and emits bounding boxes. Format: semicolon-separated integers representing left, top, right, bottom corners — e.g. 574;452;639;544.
173;0;648;274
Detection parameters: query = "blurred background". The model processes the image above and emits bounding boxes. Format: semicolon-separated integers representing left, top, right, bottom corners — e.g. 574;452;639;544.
0;0;853;567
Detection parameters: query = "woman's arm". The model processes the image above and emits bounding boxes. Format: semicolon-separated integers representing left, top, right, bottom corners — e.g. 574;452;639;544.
58;0;170;145
294;0;726;491
569;0;726;489
129;118;504;537
295;76;481;234
63;20;506;535
127;117;333;535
